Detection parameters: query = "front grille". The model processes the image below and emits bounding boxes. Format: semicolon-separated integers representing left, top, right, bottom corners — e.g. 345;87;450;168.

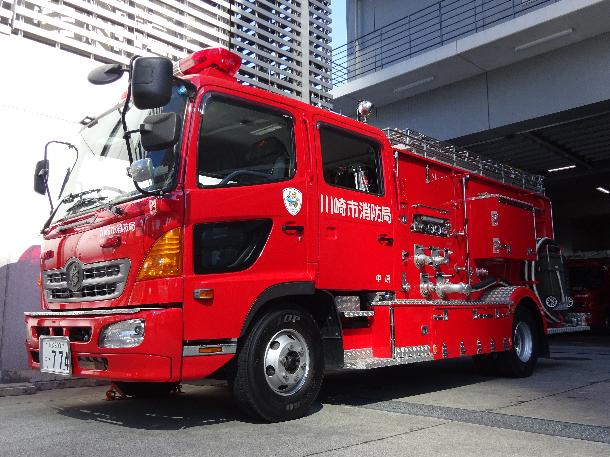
49;283;118;300
47;272;66;283
83;264;121;280
43;259;130;303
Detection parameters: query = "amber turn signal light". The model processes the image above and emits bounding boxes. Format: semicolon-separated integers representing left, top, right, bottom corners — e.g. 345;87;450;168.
198;346;222;354
193;288;214;300
137;227;182;281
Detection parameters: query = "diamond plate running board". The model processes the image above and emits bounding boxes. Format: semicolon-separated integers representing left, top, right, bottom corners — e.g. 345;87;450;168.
343;346;433;370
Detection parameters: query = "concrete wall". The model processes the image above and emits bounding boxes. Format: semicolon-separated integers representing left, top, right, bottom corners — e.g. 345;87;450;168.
347;0;438;42
0;34;122;381
368;32;610;140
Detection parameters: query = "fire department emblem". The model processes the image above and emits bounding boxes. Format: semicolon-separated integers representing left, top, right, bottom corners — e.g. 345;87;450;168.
65;259;84;292
283;188;302;216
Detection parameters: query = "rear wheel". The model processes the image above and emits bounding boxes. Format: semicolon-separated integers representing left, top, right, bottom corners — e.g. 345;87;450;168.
497;307;539;377
113;381;178;398
231;307;324;422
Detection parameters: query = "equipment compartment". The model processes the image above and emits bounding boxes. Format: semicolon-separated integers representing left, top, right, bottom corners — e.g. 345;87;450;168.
468;194;536;261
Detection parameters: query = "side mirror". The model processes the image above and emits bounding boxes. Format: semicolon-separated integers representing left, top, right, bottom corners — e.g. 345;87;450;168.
34;159;49;195
140;113;180;151
88;63;125;85
129;158;155;183
131;57;173;109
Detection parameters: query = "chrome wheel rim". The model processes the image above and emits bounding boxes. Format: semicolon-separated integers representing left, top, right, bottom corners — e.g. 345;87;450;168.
514;321;533;363
263;329;310;396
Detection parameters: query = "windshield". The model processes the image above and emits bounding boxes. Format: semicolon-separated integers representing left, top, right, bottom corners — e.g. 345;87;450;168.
50;84;188;224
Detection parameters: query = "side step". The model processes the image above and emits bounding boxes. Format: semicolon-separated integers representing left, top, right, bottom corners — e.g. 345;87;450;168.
547;325;590;335
343;346;433;370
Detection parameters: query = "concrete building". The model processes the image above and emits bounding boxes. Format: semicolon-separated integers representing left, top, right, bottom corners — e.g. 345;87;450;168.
332;0;610;253
0;0;332;107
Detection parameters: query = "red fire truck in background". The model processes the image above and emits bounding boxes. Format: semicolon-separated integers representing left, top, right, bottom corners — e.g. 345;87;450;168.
25;48;586;422
567;252;610;332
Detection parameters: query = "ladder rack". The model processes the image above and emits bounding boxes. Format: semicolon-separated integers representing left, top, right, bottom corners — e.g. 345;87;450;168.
384;128;545;194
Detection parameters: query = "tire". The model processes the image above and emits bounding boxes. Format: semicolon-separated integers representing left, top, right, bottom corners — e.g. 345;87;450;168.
231;307;324;422
497;306;539;377
113;381;178;398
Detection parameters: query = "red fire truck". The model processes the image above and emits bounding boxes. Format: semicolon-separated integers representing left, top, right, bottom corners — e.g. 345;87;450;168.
568;253;610;332
26;48;583;422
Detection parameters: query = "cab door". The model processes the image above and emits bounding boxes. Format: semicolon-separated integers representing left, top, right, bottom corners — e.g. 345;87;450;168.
182;88;315;341
313;117;397;291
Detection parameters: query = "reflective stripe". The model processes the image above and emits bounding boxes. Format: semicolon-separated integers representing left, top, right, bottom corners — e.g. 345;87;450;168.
182;343;237;357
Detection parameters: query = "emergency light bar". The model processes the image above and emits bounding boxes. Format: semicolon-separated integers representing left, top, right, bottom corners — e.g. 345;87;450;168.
174;48;241;78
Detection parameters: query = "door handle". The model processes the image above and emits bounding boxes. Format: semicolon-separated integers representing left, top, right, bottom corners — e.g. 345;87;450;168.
282;224;304;233
378;235;393;245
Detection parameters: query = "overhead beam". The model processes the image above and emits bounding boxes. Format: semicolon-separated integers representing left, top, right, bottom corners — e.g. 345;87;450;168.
521;131;593;170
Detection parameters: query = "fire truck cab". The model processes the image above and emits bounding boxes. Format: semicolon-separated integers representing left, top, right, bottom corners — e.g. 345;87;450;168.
26;48;562;422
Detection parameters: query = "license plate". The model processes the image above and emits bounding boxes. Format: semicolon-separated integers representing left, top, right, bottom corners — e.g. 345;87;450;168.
40;336;72;376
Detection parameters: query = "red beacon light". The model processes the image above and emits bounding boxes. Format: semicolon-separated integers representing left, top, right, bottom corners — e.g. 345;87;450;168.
175;48;241;79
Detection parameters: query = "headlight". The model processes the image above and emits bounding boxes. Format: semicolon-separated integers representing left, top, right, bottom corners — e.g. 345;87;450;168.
99;319;145;348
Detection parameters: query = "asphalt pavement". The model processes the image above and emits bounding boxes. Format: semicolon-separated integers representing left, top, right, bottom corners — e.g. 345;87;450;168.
0;334;608;457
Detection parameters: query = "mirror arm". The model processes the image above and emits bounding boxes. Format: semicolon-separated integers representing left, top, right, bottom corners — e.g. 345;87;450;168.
42;140;80;213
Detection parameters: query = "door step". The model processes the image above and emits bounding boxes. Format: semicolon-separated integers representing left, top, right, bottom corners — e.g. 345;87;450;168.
343;346;433;370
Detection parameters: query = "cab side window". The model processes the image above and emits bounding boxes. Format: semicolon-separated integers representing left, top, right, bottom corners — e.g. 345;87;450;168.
197;95;295;187
320;126;383;195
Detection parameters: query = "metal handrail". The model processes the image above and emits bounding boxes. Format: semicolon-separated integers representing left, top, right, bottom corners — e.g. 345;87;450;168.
384;128;545;194
332;0;559;87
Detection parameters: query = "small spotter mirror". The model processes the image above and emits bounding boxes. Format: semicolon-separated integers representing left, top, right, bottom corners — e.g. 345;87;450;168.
88;63;126;85
129;158;155;183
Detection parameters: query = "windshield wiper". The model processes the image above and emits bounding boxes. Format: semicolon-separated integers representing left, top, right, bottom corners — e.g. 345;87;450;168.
61;188;104;204
61;188;125;217
64;195;108;215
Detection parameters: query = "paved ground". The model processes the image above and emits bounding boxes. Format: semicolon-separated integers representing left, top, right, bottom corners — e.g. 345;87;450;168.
0;334;609;457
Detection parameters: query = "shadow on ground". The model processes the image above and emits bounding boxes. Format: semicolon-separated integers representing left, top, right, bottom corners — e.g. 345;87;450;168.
54;337;597;430
56;385;244;430
320;356;561;406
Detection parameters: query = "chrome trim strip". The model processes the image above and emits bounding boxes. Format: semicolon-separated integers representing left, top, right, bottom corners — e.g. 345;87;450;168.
373;299;511;306
182;343;237;357
468;193;535;209
341;311;374;317
25;308;160;317
373;287;519;307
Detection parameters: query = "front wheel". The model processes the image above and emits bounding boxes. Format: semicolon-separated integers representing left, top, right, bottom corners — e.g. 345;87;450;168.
497;307;539;377
231;307;324;422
